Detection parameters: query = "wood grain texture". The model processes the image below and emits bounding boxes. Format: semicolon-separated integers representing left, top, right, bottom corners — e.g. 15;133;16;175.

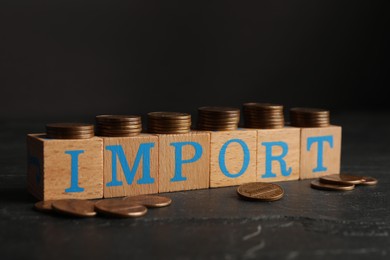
103;134;159;198
300;125;342;179
158;131;210;193
257;127;300;182
27;134;103;200
210;129;257;188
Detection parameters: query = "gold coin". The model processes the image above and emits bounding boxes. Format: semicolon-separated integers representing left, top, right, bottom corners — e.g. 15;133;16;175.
123;195;172;208
237;182;284;201
360;177;378;185
52;199;97;217
34;200;55;213
95;199;147;218
310;179;355;191
319;174;363;185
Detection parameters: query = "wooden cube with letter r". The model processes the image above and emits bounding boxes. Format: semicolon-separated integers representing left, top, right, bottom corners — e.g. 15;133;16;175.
300;125;342;179
257;127;300;182
26;134;103;201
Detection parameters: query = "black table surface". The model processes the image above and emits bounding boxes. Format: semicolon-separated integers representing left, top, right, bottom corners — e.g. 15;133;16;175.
1;111;389;260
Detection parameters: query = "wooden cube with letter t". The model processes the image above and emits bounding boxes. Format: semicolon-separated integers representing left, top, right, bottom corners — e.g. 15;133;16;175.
26;134;103;200
209;129;257;187
257;127;300;182
103;134;159;198
158;131;210;193
299;125;342;179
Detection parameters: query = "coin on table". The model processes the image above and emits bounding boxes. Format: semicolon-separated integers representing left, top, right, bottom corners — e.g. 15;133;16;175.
360;177;378;185
52;199;97;217
123;195;172;208
237;182;284;201
95;199;147;218
319;174;363;185
311;179;355;191
34;200;55;213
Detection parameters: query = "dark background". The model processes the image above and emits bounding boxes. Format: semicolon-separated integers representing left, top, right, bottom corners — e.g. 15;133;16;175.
0;0;388;120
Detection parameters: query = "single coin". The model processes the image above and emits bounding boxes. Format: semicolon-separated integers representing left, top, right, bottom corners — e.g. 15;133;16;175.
319;174;363;185
46;123;94;131
123;195;172;208
360;177;378;185
96;115;141;122
237;182;284;201
147;112;191;120
198;106;240;115
52;199;97;217
95;199;147;218
96;132;141;137
34;200;55;213
46;133;95;139
311;179;355;191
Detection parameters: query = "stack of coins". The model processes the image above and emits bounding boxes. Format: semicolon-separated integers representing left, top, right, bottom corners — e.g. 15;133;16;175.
290;107;330;127
147;112;191;134
197;106;240;131
310;173;378;191
33;194;172;218
95;115;142;137
46;123;94;139
243;103;284;129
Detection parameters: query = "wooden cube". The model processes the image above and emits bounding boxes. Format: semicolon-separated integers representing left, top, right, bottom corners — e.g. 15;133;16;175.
210;129;257;188
26;134;103;201
257;127;300;182
158;131;210;193
103;134;159;198
300;125;342;179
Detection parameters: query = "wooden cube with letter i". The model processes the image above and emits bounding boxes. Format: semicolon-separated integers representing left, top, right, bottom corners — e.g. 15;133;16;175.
26;123;103;201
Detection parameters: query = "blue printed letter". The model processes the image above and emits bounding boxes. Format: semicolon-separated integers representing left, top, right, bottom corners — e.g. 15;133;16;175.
307;135;333;172
65;150;85;193
170;142;203;182
106;143;155;187
261;141;292;178
219;139;250;178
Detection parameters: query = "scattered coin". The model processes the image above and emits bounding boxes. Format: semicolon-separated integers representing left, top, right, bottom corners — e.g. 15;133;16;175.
52;199;97;217
34;200;55;213
237;182;284;202
360;177;378;185
123;195;172;208
310;179;355;191
95;199;147;218
319;174;363;185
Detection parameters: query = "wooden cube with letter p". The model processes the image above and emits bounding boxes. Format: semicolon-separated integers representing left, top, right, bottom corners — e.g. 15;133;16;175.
158;131;210;193
26;134;103;201
300;125;342;179
257;127;300;182
103;134;159;198
210;129;257;187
